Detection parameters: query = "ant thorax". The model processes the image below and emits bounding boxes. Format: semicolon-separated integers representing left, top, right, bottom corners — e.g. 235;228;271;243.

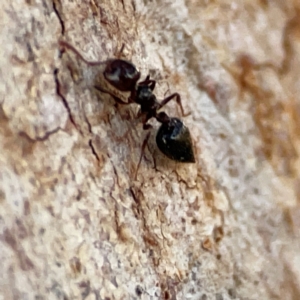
135;85;157;112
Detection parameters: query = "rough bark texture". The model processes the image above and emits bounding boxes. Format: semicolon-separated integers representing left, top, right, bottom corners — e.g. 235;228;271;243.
1;0;300;299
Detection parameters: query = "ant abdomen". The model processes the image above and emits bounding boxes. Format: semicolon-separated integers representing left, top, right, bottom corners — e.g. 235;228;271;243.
104;59;141;92
156;118;195;163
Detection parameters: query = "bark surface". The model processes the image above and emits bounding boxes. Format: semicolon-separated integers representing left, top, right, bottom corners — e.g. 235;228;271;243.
1;0;300;299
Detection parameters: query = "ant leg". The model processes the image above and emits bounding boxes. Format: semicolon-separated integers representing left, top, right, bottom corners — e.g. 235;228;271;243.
143;123;153;130
148;80;156;91
158;93;190;117
139;75;150;84
59;40;104;67
135;131;151;180
138;76;156;91
163;81;171;97
59;41;91;65
141;112;154;130
94;85;132;105
134;117;153;179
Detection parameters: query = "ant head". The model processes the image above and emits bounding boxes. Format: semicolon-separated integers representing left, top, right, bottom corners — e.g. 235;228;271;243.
104;59;141;92
156;117;195;163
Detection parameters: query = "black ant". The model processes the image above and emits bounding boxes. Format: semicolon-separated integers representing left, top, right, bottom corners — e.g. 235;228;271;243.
59;41;195;174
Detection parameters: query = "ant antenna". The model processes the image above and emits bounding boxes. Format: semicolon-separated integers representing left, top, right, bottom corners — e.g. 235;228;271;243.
59;40;104;66
115;43;126;59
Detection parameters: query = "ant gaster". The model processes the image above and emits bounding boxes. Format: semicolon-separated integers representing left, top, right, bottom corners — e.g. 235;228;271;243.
59;41;195;169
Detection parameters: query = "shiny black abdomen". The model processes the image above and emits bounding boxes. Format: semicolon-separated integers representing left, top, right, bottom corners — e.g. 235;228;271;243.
156;118;195;163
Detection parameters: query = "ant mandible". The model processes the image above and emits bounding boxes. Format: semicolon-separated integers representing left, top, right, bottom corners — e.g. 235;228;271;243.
59;41;195;170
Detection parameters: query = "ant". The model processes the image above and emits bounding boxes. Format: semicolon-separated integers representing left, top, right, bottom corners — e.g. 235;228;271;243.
59;41;195;175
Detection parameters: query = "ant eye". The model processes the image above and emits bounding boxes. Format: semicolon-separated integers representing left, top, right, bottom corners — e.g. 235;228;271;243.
104;59;140;92
156;118;195;163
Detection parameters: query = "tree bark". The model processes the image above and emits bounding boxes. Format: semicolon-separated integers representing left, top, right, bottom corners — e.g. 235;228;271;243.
1;0;300;299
